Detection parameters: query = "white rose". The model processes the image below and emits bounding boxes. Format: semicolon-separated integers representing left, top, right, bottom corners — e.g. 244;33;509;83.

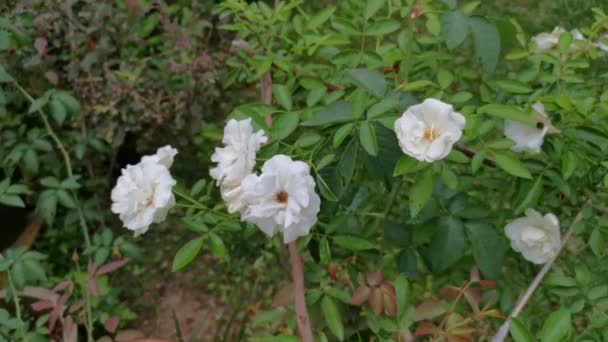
210;118;268;213
594;34;608;52
531;26;565;52
210;118;268;185
111;156;177;236
240;155;321;243
505;209;561;264
394;98;466;162
570;29;585;41
141;145;178;168
504;102;559;154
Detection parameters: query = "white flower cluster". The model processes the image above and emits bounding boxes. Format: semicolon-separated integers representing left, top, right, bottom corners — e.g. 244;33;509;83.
111;146;178;237
531;26;608;53
210;119;320;244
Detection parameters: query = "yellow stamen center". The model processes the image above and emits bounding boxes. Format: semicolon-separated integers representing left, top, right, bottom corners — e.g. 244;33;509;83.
423;126;439;141
275;191;289;204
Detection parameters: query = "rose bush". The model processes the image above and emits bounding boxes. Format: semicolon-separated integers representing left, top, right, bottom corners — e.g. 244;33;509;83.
110;1;607;340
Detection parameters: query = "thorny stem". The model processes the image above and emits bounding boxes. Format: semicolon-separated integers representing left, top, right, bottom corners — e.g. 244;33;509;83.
13;80;94;342
492;208;585;342
289;242;314;342
7;267;28;342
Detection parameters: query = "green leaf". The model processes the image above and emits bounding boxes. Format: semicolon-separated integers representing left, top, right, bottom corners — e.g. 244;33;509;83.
333;235;374;251
316;173;338;202
366;19;401;36
54;91;80;115
558;31;573;53
440;164;458;190
440;10;470;49
56;189;76;209
208;232;228;261
383;220;410;248
509;317;535;342
271;112;299;140
469;16;500;73
589;228;604;257
320;237;331;264
345;69;387;97
333;123;354;147
302;101;353;126
409;168;434;218
172;237;204;272
478;104;534;125
49;99;67;125
491;151;532;179
23;149;39;174
539;309;571;342
437;70;454;89
0;64;13;82
367;98;399;119
395;274;410;325
423;216;465;273
0;194;24;207
36;191;57;226
364;0;385;20
398;248;417;277
401;80;435;92
307;87;327;107
561;151;577;180
28;95;50;114
513;176;543;214
394;157;428;176
321;296;344;341
272;84;292;111
296;133;322;148
465;222;505;280
307;7;336;30
190;179;207;197
0;31;9;51
359;121;378;156
496;79;533;94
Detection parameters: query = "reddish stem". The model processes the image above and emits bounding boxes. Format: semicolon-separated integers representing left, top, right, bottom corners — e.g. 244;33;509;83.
288;242;314;342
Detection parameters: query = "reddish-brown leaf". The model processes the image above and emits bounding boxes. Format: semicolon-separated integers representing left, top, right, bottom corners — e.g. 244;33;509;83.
69;299;85;314
382;290;397;317
34;37;47;57
463;288;482;313
104;316;120;334
439;286;461;301
479;280;496;289
366;271;383;286
96;259;129;276
414;321;438;336
96;336;113;342
369;288;384;315
53;280;73;292
88;278;100;298
352;286;371;306
412;299;446;322
49;308;61;333
31;300;54;312
469;266;480;283
63;316;78;342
